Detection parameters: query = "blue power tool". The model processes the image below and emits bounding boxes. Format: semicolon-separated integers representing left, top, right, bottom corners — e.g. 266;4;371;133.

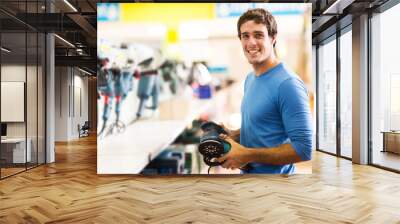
198;122;231;167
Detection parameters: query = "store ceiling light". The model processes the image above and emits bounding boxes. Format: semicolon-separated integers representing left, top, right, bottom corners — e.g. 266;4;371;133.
78;67;93;76
323;0;355;15
54;34;75;48
1;47;11;53
63;0;78;12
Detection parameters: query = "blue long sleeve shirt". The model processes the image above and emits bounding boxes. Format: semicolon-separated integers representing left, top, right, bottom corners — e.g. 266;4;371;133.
240;63;313;174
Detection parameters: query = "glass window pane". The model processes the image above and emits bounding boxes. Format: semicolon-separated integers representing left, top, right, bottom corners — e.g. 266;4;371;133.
0;0;46;179
1;31;27;177
27;31;38;169
38;32;45;165
340;29;352;158
318;37;337;154
371;3;400;171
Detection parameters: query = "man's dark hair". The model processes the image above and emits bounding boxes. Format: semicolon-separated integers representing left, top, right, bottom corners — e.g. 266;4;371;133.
237;8;277;39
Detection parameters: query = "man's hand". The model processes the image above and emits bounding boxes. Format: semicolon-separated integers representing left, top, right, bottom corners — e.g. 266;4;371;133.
217;134;249;170
219;123;240;143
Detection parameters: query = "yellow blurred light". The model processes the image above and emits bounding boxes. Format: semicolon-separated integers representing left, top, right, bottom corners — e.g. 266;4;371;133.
167;28;178;44
121;3;215;26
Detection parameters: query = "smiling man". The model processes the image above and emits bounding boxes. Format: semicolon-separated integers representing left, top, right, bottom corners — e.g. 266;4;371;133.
217;8;313;174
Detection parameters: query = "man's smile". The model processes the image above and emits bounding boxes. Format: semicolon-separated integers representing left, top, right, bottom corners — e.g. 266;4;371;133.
247;49;260;57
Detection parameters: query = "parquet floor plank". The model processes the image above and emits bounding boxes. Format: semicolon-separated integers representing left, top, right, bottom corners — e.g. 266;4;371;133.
0;135;399;223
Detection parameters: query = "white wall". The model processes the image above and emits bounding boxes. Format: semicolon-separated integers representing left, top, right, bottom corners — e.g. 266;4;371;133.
55;66;68;141
1;65;29;138
55;67;89;141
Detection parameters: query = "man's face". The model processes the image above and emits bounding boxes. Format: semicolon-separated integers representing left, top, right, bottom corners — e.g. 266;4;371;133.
239;20;276;65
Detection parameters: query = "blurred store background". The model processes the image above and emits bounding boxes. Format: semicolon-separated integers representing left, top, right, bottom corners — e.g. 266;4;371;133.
96;3;312;175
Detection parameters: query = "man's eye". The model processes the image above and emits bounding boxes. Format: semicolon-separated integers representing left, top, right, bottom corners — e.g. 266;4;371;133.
241;34;249;39
255;34;264;39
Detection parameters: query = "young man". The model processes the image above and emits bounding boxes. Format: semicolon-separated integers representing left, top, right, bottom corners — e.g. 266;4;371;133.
217;8;313;174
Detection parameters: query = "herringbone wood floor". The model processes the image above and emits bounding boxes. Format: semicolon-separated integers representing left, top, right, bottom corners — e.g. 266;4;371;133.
1;135;400;223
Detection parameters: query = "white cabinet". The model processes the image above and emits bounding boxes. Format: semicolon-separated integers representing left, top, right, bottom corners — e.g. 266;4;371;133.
1;138;32;163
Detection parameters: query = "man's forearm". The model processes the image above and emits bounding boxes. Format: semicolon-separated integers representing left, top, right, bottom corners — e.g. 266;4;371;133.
242;143;303;165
